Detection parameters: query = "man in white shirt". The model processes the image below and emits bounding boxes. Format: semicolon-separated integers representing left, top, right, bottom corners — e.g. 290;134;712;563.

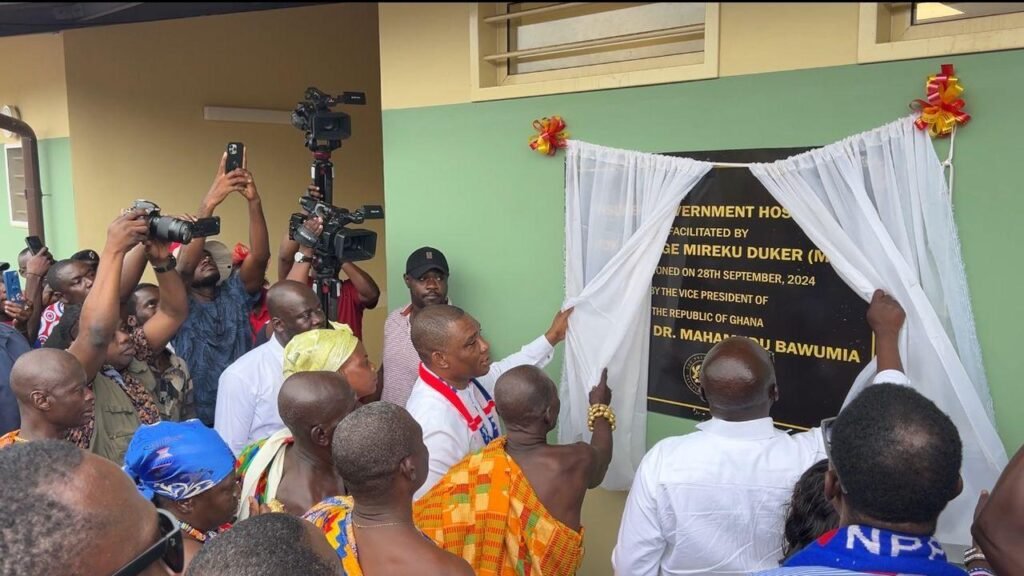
406;303;573;499
215;280;326;454
612;290;908;575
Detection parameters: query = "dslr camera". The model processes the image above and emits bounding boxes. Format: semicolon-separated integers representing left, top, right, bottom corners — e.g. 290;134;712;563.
289;197;383;265
128;200;220;245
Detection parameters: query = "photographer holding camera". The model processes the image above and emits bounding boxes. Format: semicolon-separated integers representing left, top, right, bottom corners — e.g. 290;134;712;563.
278;185;380;340
174;151;271;427
43;210;190;463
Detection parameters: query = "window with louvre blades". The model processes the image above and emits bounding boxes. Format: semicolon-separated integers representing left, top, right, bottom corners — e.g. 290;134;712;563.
4;145;27;227
859;2;1024;63
471;2;719;101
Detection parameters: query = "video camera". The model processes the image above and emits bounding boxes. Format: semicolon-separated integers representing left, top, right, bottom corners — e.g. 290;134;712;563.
128;200;220;245
288;196;383;264
288;86;382;269
290;87;366;154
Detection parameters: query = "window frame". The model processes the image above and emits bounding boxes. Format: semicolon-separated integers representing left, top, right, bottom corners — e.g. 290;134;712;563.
4;143;28;228
470;2;719;102
858;2;1024;63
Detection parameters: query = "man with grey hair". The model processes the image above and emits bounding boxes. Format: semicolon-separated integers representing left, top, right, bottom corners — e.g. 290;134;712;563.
304;402;473;575
405;303;573;498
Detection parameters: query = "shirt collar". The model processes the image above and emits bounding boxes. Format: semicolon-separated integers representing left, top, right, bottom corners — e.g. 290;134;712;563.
268;333;286;356
400;299;455;319
695;416;780;440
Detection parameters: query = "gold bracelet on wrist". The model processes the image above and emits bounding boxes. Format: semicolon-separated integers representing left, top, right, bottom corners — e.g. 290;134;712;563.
588;403;617;431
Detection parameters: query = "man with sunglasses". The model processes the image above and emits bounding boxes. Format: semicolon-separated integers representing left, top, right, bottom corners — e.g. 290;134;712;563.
0;440;184;576
614;290;907;576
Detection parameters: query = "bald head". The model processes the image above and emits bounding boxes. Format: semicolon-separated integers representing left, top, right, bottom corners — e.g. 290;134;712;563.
278;371;357;448
410;304;466;363
700;337;777;420
495;365;558;430
267;280;324;344
10;349;86;402
267;280;314;317
332;402;424;497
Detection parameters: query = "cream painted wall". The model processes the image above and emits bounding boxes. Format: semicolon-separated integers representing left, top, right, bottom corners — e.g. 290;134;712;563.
0;32;69;142
377;2;866;110
62;3;388;359
379;2;473;110
719;3;859;76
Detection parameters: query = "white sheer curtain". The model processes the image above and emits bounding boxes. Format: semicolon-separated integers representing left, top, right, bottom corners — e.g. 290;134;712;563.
749;116;1006;545
559;141;712;489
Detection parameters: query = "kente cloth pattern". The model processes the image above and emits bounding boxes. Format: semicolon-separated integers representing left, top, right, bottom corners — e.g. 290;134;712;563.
123;419;236;500
303;495;364;576
235;428;294;520
414;437;584;576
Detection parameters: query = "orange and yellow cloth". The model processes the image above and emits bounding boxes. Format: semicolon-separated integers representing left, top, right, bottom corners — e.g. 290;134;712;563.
303;495;364;576
413;437;584;576
0;429;24;449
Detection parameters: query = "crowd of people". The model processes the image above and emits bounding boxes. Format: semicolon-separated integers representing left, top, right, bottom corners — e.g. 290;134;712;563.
0;150;1020;576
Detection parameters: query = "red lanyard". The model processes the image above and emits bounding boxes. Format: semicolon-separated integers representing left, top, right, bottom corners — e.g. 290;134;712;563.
418;363;496;433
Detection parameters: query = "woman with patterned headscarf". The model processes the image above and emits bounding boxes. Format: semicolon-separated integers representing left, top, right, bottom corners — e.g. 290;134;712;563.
124;419;239;573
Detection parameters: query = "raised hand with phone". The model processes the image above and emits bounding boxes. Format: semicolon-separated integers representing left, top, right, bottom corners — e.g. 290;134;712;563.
16;239;54;343
2;270;32;336
169;144;271;427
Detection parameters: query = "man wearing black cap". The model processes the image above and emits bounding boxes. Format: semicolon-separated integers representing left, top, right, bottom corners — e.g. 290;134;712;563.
380;247;453;407
70;249;100;270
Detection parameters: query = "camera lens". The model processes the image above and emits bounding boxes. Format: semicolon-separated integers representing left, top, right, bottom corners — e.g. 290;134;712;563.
150;215;194;245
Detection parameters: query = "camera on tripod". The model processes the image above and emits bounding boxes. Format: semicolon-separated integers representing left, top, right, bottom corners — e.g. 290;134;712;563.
290;87;366;153
289;87;383;268
288;197;383;264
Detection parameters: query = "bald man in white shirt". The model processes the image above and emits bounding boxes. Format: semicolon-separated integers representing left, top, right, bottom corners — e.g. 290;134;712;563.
612;290;908;575
406;304;572;500
215;281;326;454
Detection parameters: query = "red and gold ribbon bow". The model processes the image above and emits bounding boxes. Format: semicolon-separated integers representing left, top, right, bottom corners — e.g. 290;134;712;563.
912;64;970;137
529;116;569;156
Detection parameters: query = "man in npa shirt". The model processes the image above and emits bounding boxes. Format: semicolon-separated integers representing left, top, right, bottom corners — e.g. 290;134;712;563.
754;384;965;576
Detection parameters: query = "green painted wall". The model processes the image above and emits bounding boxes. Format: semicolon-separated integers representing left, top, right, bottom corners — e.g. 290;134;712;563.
382;49;1023;453
0;137;79;263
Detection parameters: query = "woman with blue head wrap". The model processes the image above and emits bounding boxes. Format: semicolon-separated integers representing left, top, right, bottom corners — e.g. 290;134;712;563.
124;419;239;573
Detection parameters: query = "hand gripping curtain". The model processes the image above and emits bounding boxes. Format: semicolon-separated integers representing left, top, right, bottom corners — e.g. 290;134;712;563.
749;116;1006;545
560;141;712;489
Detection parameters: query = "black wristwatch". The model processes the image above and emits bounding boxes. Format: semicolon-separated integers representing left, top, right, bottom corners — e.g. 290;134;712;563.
152;255;177;274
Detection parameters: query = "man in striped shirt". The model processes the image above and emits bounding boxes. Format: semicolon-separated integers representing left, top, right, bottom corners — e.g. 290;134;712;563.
380;247;451;407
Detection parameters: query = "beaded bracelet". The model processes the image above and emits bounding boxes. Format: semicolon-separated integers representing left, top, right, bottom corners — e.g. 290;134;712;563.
967;568;994;576
964;546;987;565
588;404;617;431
